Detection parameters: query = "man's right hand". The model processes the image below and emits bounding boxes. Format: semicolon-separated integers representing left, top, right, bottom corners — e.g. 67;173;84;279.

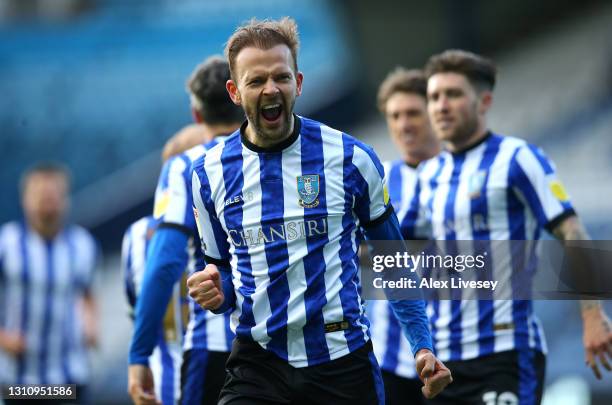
187;264;224;310
128;364;160;405
0;331;26;356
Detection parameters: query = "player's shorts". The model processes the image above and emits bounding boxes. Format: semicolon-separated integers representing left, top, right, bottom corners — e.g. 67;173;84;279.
218;338;385;405
425;349;545;405
381;370;425;405
180;349;230;405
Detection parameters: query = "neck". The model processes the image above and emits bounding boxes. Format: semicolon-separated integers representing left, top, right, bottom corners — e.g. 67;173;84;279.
245;115;294;149
403;135;441;166
29;221;61;240
446;120;488;153
207;122;241;140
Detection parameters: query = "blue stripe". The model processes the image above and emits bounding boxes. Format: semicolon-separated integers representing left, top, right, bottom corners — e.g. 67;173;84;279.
158;334;175;405
423;158;446;351
39;240;55;383
507;148;537;353
180;349;208;405
192;309;208;350
399;172;421;239
299;120;331;364
220;135;256;340
518;350;537;405
526;144;553;174
368;349;385;405
224;313;233;350
387;160;403;210
381;307;401;372
124;229;137;308
471;136;502;356
509;149;550;228
17;223;30;383
259;151;290;360
340;134;368;350
444;154;465;361
194;153;232;263
63;232;76;383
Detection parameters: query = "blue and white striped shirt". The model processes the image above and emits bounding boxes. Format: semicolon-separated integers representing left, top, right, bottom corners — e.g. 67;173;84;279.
191;116;392;367
368;160;420;379
406;133;574;362
0;221;97;384
155;140;233;353
122;216;184;405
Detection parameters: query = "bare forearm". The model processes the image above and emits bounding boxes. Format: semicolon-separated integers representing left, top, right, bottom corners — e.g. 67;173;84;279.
551;216;601;310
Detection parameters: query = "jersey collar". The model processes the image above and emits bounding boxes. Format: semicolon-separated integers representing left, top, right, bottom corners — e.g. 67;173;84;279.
240;114;302;153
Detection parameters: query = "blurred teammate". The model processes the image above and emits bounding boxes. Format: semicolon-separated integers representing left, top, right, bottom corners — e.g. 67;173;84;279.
368;68;440;405
0;162;98;404
127;56;244;405
122;215;187;405
188;18;451;404
404;49;612;404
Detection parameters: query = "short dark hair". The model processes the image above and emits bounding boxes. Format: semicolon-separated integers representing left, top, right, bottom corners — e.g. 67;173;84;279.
225;17;300;79
186;55;244;125
377;68;427;114
424;49;497;92
20;161;71;196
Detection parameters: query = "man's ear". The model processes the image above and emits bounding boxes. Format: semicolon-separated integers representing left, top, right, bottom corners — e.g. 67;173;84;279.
191;107;203;123
479;90;493;115
226;80;241;105
295;71;304;97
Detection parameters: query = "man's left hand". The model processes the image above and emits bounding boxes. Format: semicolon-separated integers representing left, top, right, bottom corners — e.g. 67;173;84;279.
582;305;612;379
415;349;453;399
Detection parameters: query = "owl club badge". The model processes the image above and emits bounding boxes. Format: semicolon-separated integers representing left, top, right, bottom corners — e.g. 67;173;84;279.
297;175;320;208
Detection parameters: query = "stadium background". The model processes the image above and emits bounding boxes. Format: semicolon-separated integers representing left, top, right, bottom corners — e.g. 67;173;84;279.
1;0;611;403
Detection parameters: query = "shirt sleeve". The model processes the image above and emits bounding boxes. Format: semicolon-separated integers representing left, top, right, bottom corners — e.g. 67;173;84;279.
508;144;576;232
190;156;231;265
120;225;137;310
153;154;195;234
351;141;392;227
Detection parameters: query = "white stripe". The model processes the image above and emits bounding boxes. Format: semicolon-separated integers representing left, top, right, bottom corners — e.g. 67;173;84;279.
162;157;189;225
281;139;308;362
456;145;486;360
239;149;272;345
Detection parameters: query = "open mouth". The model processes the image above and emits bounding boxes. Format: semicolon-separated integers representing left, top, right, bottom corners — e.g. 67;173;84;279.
261;103;282;122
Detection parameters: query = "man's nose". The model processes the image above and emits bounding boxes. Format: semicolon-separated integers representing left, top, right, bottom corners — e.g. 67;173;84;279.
262;78;280;95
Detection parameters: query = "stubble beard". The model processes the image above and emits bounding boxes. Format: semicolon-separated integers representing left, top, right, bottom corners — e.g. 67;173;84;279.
249;96;295;144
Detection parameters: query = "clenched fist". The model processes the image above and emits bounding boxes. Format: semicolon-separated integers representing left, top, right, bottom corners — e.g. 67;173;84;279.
187;264;224;310
415;349;453;399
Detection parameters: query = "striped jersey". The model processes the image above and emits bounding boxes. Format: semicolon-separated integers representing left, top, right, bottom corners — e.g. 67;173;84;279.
368;159;420;379
0;221;97;384
406;133;575;362
155;139;233;353
191;115;392;368
121;216;184;405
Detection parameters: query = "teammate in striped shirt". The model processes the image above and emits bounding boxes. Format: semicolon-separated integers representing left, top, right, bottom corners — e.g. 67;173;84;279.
187;18;451;404
0;163;98;404
122;216;187;405
128;56;243;405
404;50;612;404
368;68;440;405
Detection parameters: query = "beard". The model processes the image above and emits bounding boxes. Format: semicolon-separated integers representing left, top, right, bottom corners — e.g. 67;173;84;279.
449;113;479;145
245;93;296;144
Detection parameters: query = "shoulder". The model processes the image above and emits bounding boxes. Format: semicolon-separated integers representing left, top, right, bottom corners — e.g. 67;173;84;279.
64;225;97;254
125;216;153;238
0;221;21;244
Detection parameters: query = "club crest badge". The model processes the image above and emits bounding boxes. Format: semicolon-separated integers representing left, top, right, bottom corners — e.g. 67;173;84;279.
468;170;487;199
297;175;320;208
